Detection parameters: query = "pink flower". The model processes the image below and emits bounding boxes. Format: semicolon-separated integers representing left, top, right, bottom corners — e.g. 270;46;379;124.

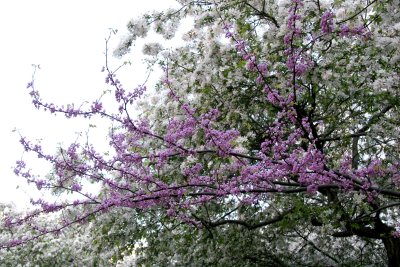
320;11;334;34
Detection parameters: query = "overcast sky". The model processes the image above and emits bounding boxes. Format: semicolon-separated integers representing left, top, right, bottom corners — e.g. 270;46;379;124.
0;0;178;209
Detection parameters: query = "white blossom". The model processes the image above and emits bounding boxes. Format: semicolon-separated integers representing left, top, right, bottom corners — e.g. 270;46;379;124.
142;42;163;56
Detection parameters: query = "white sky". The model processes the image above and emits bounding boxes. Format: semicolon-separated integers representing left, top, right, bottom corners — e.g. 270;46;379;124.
0;0;179;209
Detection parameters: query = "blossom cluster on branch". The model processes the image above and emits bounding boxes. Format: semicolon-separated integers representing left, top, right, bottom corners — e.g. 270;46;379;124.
1;0;400;265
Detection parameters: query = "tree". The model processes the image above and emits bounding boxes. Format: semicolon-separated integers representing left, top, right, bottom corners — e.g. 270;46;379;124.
0;203;110;266
2;0;400;266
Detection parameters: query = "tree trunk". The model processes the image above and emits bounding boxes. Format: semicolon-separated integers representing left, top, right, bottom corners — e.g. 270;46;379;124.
382;237;400;267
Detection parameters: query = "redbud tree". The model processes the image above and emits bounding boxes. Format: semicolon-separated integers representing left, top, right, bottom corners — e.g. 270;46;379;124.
2;0;400;266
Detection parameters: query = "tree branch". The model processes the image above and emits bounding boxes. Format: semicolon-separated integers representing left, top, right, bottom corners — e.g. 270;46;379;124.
203;208;293;229
244;2;279;28
320;105;393;142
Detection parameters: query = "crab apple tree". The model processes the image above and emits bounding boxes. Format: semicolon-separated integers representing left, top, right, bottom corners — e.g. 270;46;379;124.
2;0;400;266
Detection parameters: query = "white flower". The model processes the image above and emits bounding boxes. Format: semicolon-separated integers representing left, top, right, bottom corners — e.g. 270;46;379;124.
150;95;160;105
113;35;135;58
322;70;332;80
142;42;163;56
127;17;150;38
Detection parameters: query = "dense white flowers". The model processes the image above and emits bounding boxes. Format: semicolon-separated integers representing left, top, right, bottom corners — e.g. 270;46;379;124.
114;17;150;58
114;34;135;58
142;42;163;56
127;17;150;38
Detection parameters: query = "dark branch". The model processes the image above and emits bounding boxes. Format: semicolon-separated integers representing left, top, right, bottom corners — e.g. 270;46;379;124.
203;208;293;229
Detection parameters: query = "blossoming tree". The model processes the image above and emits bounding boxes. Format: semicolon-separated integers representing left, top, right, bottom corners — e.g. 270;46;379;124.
2;0;400;265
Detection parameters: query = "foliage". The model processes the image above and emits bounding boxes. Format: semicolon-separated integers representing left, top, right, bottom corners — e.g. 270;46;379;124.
1;0;400;266
0;204;110;266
